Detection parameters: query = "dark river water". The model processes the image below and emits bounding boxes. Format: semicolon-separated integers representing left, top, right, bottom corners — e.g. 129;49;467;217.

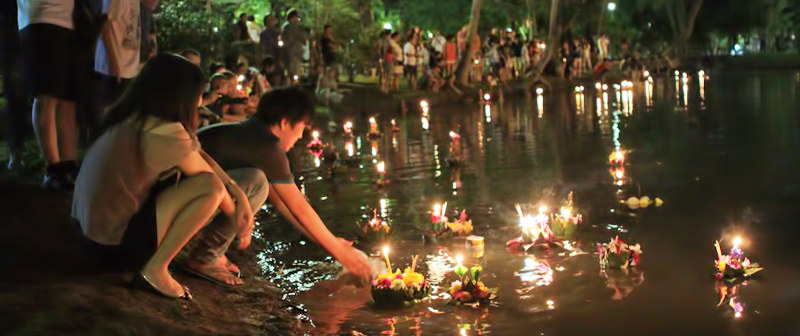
253;71;800;335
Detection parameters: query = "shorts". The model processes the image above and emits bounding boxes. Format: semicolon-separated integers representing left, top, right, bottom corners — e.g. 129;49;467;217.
119;173;180;269
19;24;77;100
404;65;417;77
392;62;403;75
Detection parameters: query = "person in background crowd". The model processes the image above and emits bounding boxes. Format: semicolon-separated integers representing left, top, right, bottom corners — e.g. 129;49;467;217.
259;14;280;63
233;13;249;42
377;30;390;92
431;31;446;55
181;49;201;67
444;34;457;76
140;0;158;62
2;1;28;171
261;55;283;88
316;66;349;105
95;0;142;117
403;33;419;90
388;32;403;92
246;15;260;43
18;0;81;190
282;9;310;82
320;24;337;68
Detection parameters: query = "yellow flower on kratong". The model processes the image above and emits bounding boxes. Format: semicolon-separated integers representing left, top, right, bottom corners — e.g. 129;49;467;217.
449;280;462;294
403;272;425;288
447;220;473;234
717;261;727;272
377;273;395;282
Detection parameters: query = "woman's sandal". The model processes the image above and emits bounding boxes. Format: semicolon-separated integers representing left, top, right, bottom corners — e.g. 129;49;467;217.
132;273;192;300
177;264;242;289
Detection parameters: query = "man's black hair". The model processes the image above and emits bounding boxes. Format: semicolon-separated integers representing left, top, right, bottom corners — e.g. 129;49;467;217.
181;49;200;58
254;87;314;126
261;56;276;68
287;9;299;20
209;62;225;74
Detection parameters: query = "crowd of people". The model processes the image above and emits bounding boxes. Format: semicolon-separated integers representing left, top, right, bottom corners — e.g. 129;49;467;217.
4;1;372;302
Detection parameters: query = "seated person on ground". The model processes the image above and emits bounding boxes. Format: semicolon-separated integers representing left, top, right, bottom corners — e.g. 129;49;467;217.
315;66;349;105
72;53;263;300
204;71;251;122
198;87;373;281
420;64;444;93
261;56;284;88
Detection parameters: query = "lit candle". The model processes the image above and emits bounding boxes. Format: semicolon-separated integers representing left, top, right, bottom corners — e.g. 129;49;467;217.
730;237;743;260
312;130;319;140
377;161;385;174
369;116;379;133
343;121;353;134
382;246;392;272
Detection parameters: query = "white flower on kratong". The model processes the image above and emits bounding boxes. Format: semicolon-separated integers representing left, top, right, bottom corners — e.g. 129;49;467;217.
390;278;405;290
629;244;642;255
626;197;640;209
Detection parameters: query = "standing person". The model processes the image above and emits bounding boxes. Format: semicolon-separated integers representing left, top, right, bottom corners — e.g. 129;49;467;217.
282;9;309;83
73;53;260;298
197;87;372;281
246;15;261;43
140;0;158;62
17;0;80;189
376;30;390;92
95;0;141;116
233;13;249;42
259;14;280;63
2;1;28;171
403;35;419;90
597;33;609;61
444;34;457;76
388;32;403;92
320;24;337;68
431;31;446;55
581;39;593;73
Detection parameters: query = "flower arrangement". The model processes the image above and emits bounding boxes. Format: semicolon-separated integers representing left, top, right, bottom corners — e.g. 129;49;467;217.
448;256;495;305
549;192;582;238
423;203;473;242
307;130;324;150
367;116;381;139
714;238;762;282
354;209;390;247
372;254;432;306
598;236;643;269
608;149;625;166
446;131;464;166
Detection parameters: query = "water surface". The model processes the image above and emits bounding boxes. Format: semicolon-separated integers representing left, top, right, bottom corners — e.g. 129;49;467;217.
255;71;800;335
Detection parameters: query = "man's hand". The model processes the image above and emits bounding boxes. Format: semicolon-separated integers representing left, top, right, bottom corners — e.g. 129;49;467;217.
331;243;372;280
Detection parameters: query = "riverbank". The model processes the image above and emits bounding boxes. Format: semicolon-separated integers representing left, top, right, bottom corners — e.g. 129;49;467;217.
0;177;306;336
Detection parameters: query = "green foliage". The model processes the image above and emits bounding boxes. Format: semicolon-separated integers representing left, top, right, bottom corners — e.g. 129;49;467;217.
155;1;236;65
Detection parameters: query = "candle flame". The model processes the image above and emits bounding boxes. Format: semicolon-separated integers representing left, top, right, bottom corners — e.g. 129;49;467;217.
369;116;376;124
456;254;463;266
312;130;319;139
538;205;548;214
483;93;490;100
377;161;385;173
733;237;742;249
382;245;389;256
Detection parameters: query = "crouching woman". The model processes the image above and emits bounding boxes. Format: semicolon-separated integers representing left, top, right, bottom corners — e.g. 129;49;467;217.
72;54;255;300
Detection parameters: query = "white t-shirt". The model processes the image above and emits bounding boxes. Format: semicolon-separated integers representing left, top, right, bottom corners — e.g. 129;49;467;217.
419;46;429;66
17;0;74;30
431;36;446;54
95;0;141;79
403;42;417;66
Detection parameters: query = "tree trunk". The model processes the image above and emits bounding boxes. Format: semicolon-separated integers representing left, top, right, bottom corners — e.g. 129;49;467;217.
455;0;482;86
525;0;560;80
674;0;703;55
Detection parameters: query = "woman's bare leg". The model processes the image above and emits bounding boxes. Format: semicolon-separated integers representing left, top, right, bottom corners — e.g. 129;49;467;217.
32;95;59;164
141;173;225;296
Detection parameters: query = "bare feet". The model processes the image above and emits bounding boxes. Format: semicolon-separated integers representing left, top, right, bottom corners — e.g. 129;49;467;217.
141;263;187;298
218;255;240;275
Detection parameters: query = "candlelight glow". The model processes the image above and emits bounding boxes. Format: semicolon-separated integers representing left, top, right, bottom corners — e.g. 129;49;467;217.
456;254;463;266
345;141;354;157
538;205;548;214
483;93;490;100
377;161;385;174
344;121;353;133
595;82;601;89
536;87;544;95
733;237;742;249
312;130;319;139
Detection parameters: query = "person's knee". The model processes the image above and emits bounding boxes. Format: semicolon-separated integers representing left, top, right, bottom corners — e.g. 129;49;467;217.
238;168;269;207
188;172;226;199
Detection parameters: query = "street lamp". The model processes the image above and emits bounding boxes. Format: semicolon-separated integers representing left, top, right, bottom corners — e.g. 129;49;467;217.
607;2;616;11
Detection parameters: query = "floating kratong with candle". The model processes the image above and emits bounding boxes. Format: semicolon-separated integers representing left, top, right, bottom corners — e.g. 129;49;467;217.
714;238;762;282
372;252;432;307
367;116;381;139
549;192;582;238
448;255;496;306
375;160;390;187
354;209;391;248
421;203;473;243
342;120;354;139
609;149;625;166
598;236;643;269
507;194;583;251
307;130;324;150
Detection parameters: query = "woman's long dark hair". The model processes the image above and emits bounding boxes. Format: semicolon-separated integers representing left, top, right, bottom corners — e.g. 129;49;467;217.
101;53;206;142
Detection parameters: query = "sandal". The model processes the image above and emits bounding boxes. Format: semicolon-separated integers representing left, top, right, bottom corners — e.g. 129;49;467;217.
178;264;243;288
132;273;192;300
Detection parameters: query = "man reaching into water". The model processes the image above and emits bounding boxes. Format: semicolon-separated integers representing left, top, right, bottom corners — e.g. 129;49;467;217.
198;87;373;280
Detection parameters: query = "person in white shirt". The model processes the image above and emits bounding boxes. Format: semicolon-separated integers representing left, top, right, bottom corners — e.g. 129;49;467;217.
17;0;80;190
95;0;141;114
403;36;419;90
431;31;446;54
